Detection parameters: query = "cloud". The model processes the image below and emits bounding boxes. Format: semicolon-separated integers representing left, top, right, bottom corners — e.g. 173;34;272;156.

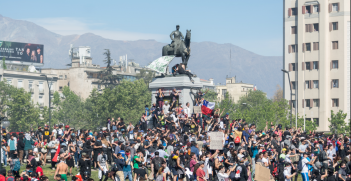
25;17;168;41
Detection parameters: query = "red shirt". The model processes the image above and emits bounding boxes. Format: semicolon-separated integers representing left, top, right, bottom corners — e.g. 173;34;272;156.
196;168;206;181
0;175;5;181
36;166;43;177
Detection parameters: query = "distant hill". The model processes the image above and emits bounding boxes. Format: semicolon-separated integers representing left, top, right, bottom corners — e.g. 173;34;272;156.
0;14;282;97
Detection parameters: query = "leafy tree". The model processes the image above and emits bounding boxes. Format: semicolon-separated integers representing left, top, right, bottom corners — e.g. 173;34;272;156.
202;89;218;102
272;84;283;102
99;49;122;87
136;69;155;86
293;114;318;133
1;57;6;70
328;110;349;134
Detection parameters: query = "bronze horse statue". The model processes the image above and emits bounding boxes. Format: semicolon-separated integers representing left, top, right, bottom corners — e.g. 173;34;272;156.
162;30;191;68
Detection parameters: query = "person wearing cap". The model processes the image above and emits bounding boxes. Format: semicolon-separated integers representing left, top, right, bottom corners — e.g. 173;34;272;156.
196;161;206;181
301;152;317;181
151;151;164;179
163;101;170;115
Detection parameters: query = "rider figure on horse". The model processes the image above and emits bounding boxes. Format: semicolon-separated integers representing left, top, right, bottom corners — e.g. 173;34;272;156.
170;25;186;55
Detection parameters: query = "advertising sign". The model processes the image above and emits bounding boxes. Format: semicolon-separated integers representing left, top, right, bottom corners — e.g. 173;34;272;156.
0;41;44;64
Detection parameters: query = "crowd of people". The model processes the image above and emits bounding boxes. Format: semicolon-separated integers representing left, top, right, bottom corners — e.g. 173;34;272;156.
1;92;351;181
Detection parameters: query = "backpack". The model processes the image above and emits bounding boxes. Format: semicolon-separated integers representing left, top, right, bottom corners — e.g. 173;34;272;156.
276;163;285;180
297;157;304;171
155;174;164;181
184;159;191;169
234;136;240;144
168;155;177;168
207;158;214;168
6;176;14;181
234;165;242;180
271;162;278;177
13;160;21;171
153;157;163;173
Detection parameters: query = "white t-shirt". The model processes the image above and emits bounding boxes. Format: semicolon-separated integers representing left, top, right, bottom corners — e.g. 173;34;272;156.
283;167;292;181
327;150;333;162
52;129;57;138
204;158;212;179
301;158;309;173
163;104;170;114
285;154;291;163
262;157;269;167
217;172;229;181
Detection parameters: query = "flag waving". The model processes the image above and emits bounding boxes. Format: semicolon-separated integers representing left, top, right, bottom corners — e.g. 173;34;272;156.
201;100;215;115
146;56;175;73
52;144;61;162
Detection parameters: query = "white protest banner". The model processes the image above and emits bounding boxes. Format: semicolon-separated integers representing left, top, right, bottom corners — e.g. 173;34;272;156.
209;132;224;150
146;56;175;73
193;106;202;114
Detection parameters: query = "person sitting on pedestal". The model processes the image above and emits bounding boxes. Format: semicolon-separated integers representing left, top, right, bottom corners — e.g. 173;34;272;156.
177;63;195;83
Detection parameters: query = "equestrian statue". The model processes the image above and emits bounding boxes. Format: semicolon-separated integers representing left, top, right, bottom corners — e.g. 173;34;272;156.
162;25;191;68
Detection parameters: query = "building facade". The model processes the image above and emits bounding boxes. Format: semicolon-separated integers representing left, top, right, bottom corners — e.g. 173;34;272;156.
216;77;254;103
0;69;58;108
283;0;350;131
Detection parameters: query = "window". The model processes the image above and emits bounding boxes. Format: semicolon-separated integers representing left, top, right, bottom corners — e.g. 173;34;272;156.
313;80;319;88
289;44;297;53
332;99;339;107
305;62;311;70
292;100;296;108
291;8;297;16
313;99;319;107
291;63;296;71
332;3;339;12
291;26;297;34
29;81;33;92
98;84;101;89
313;118;319;126
313;5;319;13
59;86;63;91
39;82;44;94
17;80;23;88
65;75;67;79
59;75;63;80
332;79;339;88
222;89;227;96
313;42;319;50
305;99;311;107
39;96;43;107
306;118;311;122
306;6;311;14
6;79;12;85
332;41;338;49
291;81;296;89
332;22;338;30
305;80;310;89
313;61;318;69
313;23;319;31
332;60;338;69
305;43;311;51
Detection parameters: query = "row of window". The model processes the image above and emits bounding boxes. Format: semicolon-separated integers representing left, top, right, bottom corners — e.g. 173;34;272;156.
288;41;338;53
288;3;340;16
291;79;339;90
6;79;53;94
291;22;338;35
290;98;339;108
289;60;339;71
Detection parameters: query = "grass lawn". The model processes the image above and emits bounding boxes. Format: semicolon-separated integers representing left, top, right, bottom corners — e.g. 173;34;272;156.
3;164;305;181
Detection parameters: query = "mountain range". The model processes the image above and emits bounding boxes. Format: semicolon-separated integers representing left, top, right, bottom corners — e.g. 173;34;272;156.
0;14;282;97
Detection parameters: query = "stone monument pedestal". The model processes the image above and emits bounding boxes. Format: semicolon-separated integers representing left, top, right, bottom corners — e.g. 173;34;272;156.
149;74;203;112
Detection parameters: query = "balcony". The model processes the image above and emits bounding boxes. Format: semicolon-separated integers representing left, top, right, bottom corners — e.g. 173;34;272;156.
39;89;44;94
39;102;44;107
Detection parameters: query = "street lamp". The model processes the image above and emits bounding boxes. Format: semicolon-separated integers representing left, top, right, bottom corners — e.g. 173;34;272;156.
281;69;295;128
40;74;52;129
0;117;9;170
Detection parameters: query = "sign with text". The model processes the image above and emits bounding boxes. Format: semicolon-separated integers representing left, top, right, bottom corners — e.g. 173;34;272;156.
209;132;224;150
193;106;202;114
0;41;44;64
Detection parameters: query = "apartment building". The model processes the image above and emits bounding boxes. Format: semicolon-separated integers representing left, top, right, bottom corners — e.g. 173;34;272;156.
0;69;58;108
283;0;350;131
216;77;254;103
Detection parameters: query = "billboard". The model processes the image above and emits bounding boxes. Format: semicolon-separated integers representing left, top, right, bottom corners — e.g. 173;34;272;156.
0;41;44;64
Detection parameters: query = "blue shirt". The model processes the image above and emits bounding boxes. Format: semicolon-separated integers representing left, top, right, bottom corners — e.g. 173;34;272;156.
242;131;249;143
191;146;199;158
145;107;150;116
122;155;132;172
251;146;258;158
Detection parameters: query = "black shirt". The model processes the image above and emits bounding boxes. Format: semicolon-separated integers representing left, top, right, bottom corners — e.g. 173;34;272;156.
118;122;126;131
79;158;91;175
94;140;102;153
43;129;51;141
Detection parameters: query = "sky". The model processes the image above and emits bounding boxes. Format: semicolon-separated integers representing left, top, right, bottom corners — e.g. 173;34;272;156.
1;0;283;56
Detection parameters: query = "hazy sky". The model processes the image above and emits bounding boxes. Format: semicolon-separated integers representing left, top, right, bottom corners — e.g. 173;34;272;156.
2;0;283;56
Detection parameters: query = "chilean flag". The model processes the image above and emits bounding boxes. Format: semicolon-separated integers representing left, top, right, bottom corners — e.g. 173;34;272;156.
254;84;257;91
201;100;215;115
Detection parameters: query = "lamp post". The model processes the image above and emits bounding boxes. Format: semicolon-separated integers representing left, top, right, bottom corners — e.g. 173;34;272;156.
0;117;9;170
40;74;52;129
281;69;295;128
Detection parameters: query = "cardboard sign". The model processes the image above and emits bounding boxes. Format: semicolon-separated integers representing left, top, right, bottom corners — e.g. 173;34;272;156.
254;163;271;181
193;106;202;114
209;132;224;150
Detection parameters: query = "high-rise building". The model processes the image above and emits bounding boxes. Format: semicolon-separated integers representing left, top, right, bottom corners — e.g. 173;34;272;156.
283;0;350;131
